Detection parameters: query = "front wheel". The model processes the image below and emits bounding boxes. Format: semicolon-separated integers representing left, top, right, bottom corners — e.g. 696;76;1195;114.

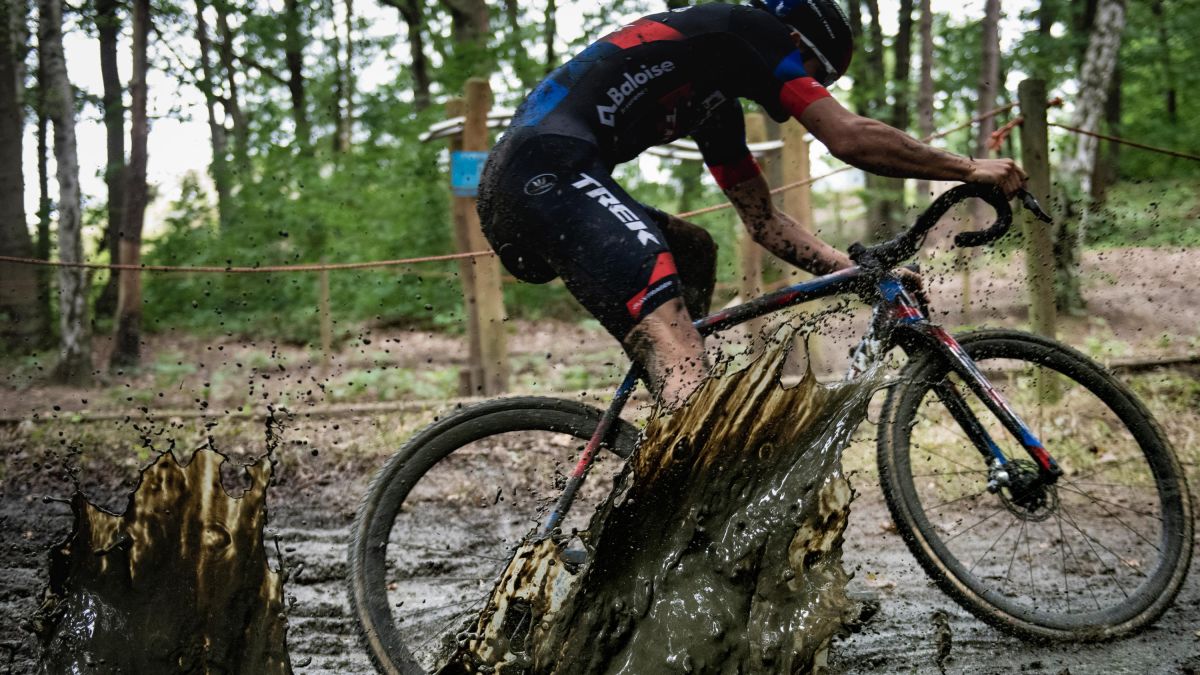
347;396;639;675
878;329;1192;641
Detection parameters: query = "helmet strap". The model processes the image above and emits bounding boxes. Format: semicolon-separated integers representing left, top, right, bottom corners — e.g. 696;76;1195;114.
795;31;838;86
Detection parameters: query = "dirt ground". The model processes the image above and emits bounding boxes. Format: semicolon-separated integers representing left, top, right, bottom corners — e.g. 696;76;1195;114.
2;247;1200;674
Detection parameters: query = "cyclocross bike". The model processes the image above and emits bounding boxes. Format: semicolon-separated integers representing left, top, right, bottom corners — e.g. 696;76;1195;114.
348;184;1194;675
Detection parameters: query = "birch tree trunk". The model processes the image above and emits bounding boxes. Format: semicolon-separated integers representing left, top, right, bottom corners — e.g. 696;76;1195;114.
40;0;92;383
1057;0;1125;313
94;0;125;317
914;0;934;204
110;0;149;369
0;0;46;351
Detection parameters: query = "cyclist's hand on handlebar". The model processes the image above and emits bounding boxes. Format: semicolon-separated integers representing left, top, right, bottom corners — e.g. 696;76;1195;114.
896;267;930;308
966;158;1027;197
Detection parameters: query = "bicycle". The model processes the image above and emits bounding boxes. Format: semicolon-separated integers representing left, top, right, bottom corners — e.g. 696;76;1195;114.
347;184;1193;675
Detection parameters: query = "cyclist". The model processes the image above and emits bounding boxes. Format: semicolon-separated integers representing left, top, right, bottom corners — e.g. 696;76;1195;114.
478;0;1027;407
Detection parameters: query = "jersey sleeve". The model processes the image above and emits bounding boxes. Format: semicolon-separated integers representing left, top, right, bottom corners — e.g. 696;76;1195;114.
728;6;834;121
691;99;762;190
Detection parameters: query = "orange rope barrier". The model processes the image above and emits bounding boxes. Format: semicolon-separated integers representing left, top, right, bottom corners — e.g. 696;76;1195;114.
0;102;1035;274
1049;123;1200;163
0;250;494;273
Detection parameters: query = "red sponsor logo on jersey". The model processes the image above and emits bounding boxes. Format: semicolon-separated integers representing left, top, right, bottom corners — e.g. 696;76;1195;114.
605;18;684;49
626;252;679;318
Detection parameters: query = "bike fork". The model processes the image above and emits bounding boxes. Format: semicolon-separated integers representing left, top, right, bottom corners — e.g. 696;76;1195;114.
924;325;1063;482
540;368;641;536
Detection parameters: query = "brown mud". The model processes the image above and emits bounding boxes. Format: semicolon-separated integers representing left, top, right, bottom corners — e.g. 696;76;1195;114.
28;444;290;674
451;334;878;674
3;247;1200;673
2;413;1200;673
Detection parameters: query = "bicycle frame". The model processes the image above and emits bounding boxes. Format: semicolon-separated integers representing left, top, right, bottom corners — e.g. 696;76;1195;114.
540;266;1062;535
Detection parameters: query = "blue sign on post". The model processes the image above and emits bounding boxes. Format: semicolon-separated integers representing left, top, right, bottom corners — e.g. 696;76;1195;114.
450;151;488;198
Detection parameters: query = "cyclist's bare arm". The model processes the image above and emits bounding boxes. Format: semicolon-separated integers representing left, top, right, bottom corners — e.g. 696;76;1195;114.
798;97;1027;195
724;175;851;275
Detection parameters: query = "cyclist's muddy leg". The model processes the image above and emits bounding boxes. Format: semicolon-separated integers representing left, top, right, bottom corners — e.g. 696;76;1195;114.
624;297;709;409
657;214;717;317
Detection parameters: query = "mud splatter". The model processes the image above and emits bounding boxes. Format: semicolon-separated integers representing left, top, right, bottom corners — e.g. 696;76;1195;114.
450;326;880;674
29;447;291;674
931;609;952;674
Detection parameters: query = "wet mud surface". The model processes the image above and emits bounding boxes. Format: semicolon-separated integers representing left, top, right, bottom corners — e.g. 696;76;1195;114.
4;414;1199;674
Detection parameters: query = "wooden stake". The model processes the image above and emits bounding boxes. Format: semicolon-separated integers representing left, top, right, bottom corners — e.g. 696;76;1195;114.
319;266;332;373
462;78;508;395
1018;79;1057;341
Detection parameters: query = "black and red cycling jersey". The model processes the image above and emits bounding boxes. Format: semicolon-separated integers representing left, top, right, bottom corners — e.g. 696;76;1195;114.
507;2;833;184
479;2;838;340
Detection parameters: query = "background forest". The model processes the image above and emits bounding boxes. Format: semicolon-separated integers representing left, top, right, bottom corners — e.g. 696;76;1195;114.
0;0;1198;384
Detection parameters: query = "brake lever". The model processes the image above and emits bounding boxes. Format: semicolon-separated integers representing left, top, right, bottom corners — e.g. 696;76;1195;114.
1017;188;1053;224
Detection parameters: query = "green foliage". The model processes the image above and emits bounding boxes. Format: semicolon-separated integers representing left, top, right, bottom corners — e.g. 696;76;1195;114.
1084;179;1200;248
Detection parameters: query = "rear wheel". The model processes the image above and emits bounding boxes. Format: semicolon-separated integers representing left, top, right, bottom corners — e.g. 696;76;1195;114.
879;329;1193;641
347;396;639;674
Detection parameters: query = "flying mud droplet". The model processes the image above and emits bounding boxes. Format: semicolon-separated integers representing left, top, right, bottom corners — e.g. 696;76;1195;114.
29;447;292;674
447;323;882;674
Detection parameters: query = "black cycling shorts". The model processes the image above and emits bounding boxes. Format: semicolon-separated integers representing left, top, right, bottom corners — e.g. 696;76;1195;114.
478;131;683;340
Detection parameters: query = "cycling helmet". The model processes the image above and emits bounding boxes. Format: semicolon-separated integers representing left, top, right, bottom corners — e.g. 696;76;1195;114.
755;0;854;86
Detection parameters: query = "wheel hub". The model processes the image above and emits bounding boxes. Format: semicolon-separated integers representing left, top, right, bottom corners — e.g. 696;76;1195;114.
996;460;1058;521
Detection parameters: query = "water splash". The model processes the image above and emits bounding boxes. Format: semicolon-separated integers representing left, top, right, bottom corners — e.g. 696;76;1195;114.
30;446;291;674
450;325;881;674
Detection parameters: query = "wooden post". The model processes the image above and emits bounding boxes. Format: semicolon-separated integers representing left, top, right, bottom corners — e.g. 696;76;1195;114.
1019;79;1059;402
447;98;483;395
319;266;332;372
461;78;508;395
780;120;824;374
1019;79;1057;341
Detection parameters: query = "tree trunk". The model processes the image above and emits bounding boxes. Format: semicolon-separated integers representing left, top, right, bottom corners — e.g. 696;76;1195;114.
914;0;934;203
1091;64;1120;201
195;0;231;228
283;0;309;149
214;0;248;174
383;0;430;110
36;74;52;343
40;0;91;383
543;0;556;73
960;0;1000;313
94;0;125;317
110;0;150;370
0;0;46;351
328;0;345;152
880;0;913;230
439;0;490;86
341;0;354;147
1057;0;1125;314
1150;0;1176;123
861;0;894;238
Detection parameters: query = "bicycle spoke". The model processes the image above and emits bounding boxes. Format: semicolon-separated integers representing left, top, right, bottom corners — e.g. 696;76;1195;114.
1055;511;1107;613
944;506;1005;543
1057;502;1146;586
1056;484;1163;550
1060;499;1132;598
925;488;988;513
968;517;1016;576
1057;482;1163;522
1003;518;1026;589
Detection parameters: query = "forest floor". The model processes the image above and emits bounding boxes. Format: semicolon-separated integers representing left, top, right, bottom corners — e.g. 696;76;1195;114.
3;246;1200;673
